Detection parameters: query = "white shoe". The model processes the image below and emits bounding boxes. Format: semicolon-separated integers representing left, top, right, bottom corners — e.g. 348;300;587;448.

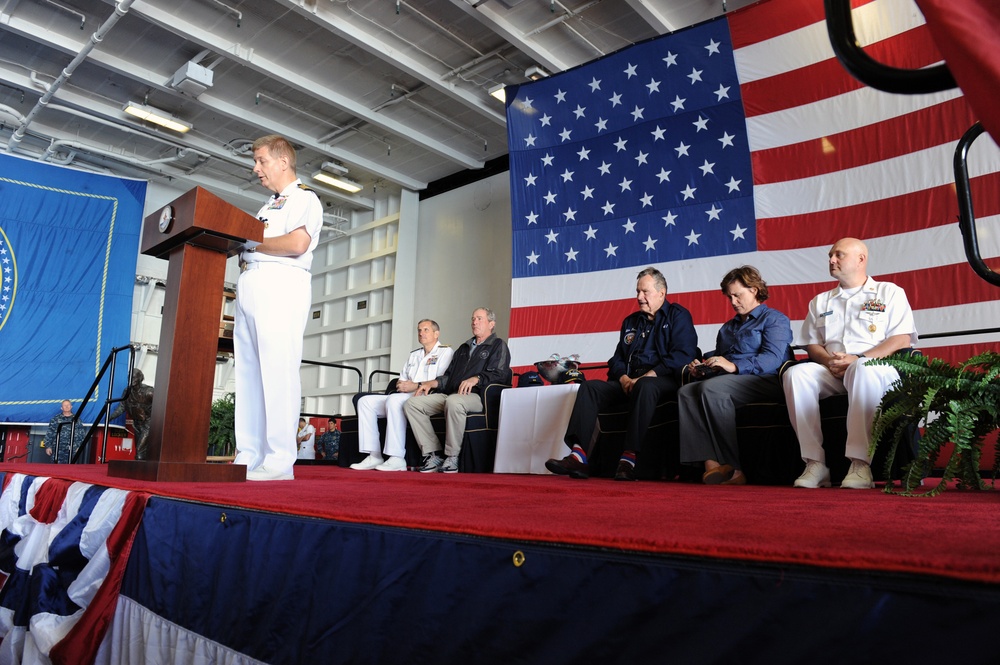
350;455;383;470
440;455;460;474
246;467;294;481
375;456;407;471
841;459;875;489
793;460;831;488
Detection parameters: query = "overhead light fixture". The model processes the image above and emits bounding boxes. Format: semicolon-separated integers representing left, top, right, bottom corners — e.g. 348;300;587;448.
123;101;192;133
525;65;549;81
319;161;349;177
169;60;214;97
312;171;362;193
489;84;506;103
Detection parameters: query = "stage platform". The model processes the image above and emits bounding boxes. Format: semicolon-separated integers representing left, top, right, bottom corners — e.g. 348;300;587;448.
1;463;998;664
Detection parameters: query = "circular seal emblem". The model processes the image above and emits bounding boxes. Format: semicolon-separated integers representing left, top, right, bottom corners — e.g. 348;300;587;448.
624;332;636;345
158;205;174;233
0;225;17;332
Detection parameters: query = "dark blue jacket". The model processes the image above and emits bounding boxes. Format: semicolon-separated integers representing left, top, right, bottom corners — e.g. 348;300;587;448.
607;302;698;381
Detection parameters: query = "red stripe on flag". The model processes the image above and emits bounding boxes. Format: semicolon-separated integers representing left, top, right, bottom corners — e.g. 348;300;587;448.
764;264;1000;322
51;490;149;665
509;297;637;337
751;97;977;184
922;342;1000;365
756;174;1000;251
881;263;1000;313
740;26;943;117
511;261;1000;338
728;0;876;49
29;478;72;525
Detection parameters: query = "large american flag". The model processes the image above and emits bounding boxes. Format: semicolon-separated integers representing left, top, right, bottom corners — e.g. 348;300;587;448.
506;0;1000;373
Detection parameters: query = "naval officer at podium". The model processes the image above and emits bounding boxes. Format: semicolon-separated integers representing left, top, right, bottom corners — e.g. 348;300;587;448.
234;135;323;480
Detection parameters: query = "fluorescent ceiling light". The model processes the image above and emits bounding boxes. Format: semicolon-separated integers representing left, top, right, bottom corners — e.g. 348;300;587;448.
489;84;506;103
313;171;362;193
525;65;549;81
123;101;192;133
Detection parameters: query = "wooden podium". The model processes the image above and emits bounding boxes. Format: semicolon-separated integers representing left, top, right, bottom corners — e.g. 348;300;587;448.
108;187;262;482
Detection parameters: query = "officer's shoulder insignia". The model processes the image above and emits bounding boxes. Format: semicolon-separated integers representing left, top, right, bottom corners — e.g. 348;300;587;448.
297;183;320;199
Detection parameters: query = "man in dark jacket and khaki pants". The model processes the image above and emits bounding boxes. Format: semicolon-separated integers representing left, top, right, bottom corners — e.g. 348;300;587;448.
405;307;512;474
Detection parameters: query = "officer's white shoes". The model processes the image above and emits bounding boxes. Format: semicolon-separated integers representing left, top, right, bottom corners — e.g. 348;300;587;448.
375;456;407;471
246;467;294;481
794;460;832;488
841;459;875;489
350;454;383;470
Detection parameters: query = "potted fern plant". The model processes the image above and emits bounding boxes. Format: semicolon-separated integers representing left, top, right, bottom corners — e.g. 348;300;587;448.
870;351;1000;496
208;392;237;460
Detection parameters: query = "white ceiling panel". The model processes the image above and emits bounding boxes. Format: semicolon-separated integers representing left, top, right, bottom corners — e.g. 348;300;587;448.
0;0;761;212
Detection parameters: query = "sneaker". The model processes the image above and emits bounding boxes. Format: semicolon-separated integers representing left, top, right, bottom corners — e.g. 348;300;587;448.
419;453;443;473
841;459;875;489
440;455;460;474
793;460;831;488
375;456;407;471
350;455;383;470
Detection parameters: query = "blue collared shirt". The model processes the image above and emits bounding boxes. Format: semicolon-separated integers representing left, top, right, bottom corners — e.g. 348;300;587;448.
712;303;793;376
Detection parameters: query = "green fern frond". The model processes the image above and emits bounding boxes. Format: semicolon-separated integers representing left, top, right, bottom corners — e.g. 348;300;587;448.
870;351;1000;495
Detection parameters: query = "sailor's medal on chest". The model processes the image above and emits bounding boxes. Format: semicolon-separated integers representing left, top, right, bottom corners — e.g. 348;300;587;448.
860;298;886;333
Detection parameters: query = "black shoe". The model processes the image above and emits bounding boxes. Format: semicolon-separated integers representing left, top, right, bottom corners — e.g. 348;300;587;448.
614;461;637;481
545;454;589;479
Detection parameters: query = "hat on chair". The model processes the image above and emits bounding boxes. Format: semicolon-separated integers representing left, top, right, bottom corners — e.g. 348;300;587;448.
558;368;585;384
518;371;544;387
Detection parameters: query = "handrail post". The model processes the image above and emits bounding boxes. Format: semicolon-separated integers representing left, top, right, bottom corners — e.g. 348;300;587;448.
824;0;955;94
953;121;1000;287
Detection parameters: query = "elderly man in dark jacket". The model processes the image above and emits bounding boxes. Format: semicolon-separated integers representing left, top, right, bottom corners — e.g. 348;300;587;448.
405;307;512;474
546;266;698;481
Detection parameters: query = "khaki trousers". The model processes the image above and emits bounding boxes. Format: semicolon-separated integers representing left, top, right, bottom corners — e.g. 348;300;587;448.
403;393;484;457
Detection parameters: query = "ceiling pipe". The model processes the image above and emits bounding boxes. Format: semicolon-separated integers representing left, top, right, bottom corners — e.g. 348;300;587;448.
40;139;192;172
0;103;26;124
29;71;52;92
42;0;85;29
526;0;605;57
387;84;488;149
7;0;136;154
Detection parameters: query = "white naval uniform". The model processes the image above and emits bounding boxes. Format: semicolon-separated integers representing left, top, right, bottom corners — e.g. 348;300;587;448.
357;342;454;458
782;276;917;463
297;422;316;459
234;179;322;476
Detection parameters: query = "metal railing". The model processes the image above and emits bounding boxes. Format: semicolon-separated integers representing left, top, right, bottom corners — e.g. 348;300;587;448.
824;0;955;94
53;344;134;464
300;359;363;395
953;121;1000;287
825;0;997;291
366;369;400;393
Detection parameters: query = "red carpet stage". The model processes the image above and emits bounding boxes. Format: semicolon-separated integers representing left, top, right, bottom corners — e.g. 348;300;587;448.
1;463;998;664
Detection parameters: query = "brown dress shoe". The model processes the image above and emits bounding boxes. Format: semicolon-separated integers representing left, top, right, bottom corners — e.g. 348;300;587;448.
721;472;747;486
545;454;589;479
702;464;734;484
614;460;637;481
